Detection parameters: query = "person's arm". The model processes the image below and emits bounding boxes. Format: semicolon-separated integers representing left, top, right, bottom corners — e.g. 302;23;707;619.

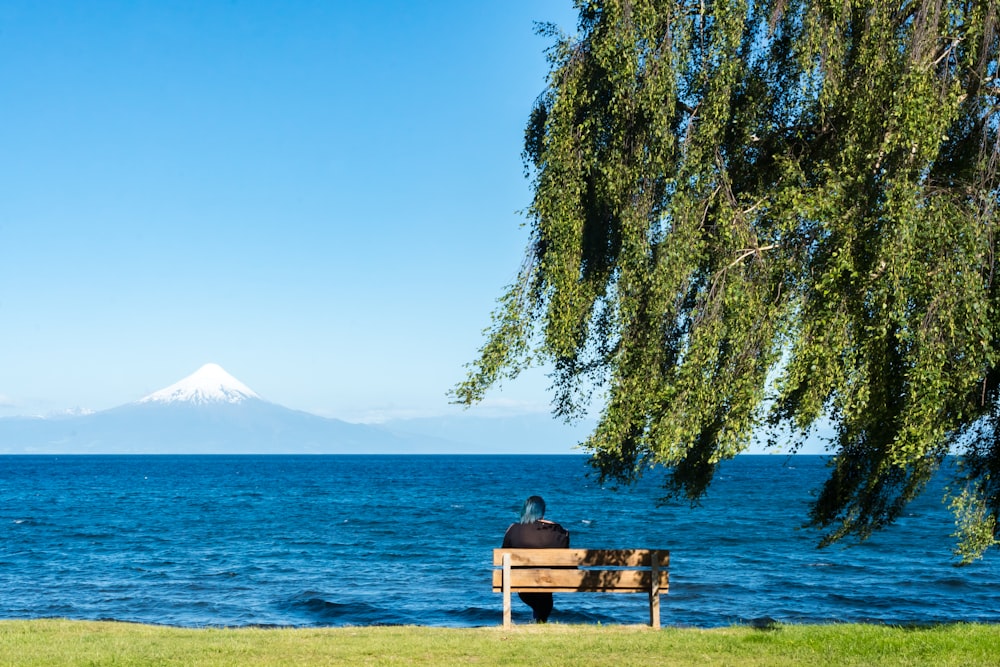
550;523;570;548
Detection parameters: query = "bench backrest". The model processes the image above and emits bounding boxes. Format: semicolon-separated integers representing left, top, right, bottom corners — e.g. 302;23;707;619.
492;548;669;594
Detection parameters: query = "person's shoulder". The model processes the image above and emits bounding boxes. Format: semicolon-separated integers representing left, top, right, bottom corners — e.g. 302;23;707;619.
540;519;568;533
501;522;519;547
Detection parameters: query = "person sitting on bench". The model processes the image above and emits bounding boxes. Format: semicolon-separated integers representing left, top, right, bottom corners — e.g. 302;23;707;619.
501;495;570;623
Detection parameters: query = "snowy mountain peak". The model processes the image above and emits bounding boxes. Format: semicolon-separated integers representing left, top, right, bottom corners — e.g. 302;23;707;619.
137;363;261;405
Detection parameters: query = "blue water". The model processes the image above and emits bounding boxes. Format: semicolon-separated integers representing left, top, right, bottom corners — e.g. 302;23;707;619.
1;455;997;628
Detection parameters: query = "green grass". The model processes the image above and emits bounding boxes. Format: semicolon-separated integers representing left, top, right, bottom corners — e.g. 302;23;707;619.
1;620;997;666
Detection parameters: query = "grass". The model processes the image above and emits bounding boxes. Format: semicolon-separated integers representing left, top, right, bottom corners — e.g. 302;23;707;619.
0;620;998;666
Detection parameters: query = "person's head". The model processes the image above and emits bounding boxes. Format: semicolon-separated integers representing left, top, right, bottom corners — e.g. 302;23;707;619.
519;495;546;524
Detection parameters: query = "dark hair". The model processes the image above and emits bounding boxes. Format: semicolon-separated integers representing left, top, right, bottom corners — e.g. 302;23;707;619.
519;495;546;524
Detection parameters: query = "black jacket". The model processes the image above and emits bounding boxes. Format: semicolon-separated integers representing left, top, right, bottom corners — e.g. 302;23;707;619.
502;520;570;549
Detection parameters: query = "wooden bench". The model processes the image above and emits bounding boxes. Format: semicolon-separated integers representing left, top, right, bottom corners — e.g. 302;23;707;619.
492;548;670;628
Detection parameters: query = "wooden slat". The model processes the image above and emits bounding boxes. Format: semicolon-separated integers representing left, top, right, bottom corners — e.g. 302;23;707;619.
493;548;669;567
492;568;669;593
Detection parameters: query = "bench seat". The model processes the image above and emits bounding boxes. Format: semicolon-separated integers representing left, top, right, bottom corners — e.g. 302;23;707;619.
493;548;669;628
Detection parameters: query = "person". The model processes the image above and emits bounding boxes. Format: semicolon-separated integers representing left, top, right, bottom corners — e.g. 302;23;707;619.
501;495;570;623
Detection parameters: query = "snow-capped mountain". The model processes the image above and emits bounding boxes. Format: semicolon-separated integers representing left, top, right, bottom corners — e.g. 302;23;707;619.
137;363;261;405
0;364;467;454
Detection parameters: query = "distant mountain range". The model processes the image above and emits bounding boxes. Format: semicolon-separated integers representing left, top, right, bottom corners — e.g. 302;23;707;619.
0;364;588;455
383;413;593;455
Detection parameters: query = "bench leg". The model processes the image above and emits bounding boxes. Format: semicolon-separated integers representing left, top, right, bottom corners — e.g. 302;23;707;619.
649;553;661;629
502;553;512;628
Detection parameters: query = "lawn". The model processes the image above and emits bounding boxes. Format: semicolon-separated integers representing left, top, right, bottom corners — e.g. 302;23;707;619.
1;620;997;666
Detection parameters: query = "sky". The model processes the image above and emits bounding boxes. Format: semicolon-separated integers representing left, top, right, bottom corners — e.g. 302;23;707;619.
0;0;582;422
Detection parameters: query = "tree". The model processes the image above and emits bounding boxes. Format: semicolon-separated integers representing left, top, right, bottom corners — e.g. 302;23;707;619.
454;0;1000;562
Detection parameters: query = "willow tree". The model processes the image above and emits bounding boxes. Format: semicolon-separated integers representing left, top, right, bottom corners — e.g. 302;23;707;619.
456;0;1000;561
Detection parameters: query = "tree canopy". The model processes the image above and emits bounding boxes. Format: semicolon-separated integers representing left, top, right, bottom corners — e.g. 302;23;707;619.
455;0;1000;561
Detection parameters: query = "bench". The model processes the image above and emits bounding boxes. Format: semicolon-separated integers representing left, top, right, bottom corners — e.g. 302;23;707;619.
492;548;670;628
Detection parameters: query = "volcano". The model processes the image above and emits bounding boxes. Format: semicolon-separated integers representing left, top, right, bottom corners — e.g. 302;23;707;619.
137;363;261;405
0;364;462;454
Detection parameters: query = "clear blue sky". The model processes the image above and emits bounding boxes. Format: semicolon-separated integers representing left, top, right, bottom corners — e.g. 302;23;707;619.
0;0;580;421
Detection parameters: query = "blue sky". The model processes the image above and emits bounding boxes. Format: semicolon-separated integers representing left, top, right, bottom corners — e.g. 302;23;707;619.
0;1;582;421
